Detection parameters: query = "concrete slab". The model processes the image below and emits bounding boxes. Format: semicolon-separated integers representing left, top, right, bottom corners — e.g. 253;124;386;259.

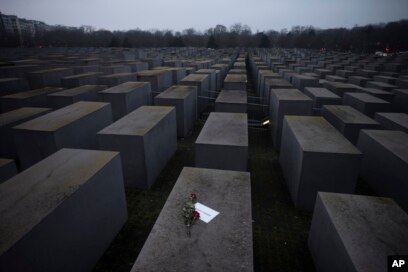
309;192;408;272
195;112;248;171
0;78;29;96
130;166;252;272
61;72;104;88
0;158;17;183
392;89;408;113
13;101;112;169
374;112;408;133
304;87;341;109
322;105;380;144
99;82;151;121
97;72;138;87
97;106;177;188
279;116;362;211
215;90;247;113
269;89;313;150
26;68;73;89
47;85;107;109
0;148;127;272
154;85;197;137
224;74;247;91
342;92;392;117
357;129;408;211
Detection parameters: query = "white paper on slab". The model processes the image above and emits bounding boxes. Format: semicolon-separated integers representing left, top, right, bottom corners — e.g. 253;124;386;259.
194;202;219;223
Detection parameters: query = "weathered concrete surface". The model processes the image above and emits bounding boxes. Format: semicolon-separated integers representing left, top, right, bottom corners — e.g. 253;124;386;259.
279;116;361;211
0;148;127;272
304;87;341;109
342;92;392;117
375;112;408;133
97;106;177;188
196;112;248;171
0;159;17;183
99;82;151;121
47;85;107;109
322;105;380;144
357;129;408;211
309;192;408;272
26;68;73;89
154;85;197;137
13;101;113;169
131;166;253;272
215;90;247;113
224;74;247;91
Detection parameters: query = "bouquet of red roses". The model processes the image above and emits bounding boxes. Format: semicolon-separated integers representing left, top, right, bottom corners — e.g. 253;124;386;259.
182;193;200;237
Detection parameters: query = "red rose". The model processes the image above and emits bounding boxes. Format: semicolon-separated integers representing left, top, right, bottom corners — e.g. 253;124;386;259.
190;193;197;199
192;211;200;218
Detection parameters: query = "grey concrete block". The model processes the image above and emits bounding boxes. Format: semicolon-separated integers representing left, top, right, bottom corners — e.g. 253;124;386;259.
97;72;138;87
375;112;408;133
180;74;210;113
357;129;408;211
322;105;380;144
154;85;197;137
269;89;313;150
365;81;397;92
195;112;248;171
130;166;253;272
0;78;29;96
356;87;395;102
291;74;319;91
97;106;177;188
215;90;247;113
263;78;295;106
100;82;151;121
323;81;358;97
224;74;247;91
137;69;173;93
342;92;392;118
13;101;113;169
26;68;73;89
348;76;370;87
47;85;107;109
279;116;362;211
61;72;104;88
309;192;408;272
0;107;52;161
392;89;408;113
0;87;63;112
0;148;127;272
0;158;17;183
304;87;341;108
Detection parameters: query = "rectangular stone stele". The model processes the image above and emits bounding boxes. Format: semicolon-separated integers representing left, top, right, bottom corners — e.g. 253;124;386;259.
309;192;408;272
342;92;392;118
0;148;128;272
269;89;313;150
374;112;408;133
0;107;52;160
0;87;63;112
154;85;197;138
97;106;177;189
26;68;73;89
304;87;341;108
215;90;247;113
279;116;362;211
130;166;253;272
13;101;113;169
137;69;172;93
195;112;248;171
322;105;380;144
99;82;152;121
223;74;247;91
357;129;408;211
47;84;107;109
0;158;17;183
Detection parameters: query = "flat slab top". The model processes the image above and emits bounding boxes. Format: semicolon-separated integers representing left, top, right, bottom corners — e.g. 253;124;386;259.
318;192;408;272
131;167;252;272
344;92;389;104
265;78;293;87
325;81;356;89
349;76;370;80
0;158;14;167
0;78;20;82
292;74;317;80
0;148;119;256
376;112;408;129
155;85;197;99
196;112;248;147
394;89;408;95
323;105;379;125
195;69;216;74
0;107;51;127
259;70;278;76
62;72;102;79
304;87;340;98
361;129;408;163
100;82;149;94
14;101;110;132
215;90;247;104
271;88;312;101
2;87;63;99
224;74;247;82
180;73;208;82
367;81;396;88
285;116;361;154
360;88;392;95
29;68;71;74
98;106;174;136
99;72;138;79
48;85;107;97
137;70;169;77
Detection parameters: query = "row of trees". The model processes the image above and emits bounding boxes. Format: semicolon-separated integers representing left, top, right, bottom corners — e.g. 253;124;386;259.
1;20;407;53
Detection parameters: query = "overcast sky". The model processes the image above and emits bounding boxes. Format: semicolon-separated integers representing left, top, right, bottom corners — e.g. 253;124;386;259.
2;0;408;32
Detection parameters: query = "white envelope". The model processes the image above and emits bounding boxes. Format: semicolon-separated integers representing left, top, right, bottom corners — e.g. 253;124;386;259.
194;202;220;223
